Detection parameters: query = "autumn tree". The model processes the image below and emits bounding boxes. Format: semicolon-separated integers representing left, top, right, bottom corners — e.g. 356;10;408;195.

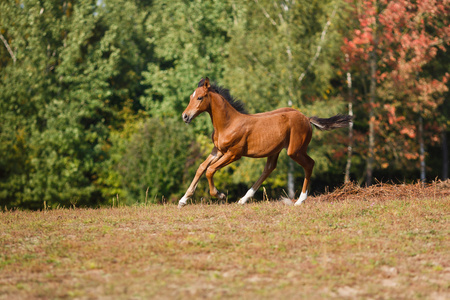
342;0;450;184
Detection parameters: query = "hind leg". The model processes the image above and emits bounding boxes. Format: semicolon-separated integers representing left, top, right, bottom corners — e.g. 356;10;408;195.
238;153;280;205
288;151;315;205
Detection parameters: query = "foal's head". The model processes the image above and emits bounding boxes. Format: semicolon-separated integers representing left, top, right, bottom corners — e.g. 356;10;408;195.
182;77;212;124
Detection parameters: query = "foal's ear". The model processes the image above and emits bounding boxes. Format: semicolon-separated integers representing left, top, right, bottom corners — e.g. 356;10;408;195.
204;77;211;89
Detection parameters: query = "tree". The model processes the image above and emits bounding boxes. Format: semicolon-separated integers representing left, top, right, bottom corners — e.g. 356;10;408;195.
137;0;240;201
0;0;152;208
116;117;200;204
342;0;450;184
140;0;233;132
224;0;348;197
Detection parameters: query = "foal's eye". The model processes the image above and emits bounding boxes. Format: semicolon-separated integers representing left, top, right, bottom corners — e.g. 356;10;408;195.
197;96;203;101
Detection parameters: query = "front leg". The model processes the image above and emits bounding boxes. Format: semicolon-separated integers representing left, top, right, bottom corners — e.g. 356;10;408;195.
205;151;241;202
178;148;222;208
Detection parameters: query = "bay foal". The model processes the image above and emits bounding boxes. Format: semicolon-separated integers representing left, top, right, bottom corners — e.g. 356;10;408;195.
179;77;352;208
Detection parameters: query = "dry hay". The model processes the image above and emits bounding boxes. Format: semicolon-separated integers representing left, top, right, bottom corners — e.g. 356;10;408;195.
311;180;450;202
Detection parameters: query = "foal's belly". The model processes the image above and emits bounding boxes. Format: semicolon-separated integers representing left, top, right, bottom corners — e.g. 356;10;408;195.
244;133;288;157
243;115;292;158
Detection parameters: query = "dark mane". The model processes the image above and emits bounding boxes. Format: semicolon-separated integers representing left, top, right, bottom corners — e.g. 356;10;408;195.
198;78;247;114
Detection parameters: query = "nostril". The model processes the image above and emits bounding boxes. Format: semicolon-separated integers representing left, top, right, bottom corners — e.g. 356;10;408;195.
182;113;187;120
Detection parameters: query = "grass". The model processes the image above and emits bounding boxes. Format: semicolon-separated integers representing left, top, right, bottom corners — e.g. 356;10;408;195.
0;182;449;299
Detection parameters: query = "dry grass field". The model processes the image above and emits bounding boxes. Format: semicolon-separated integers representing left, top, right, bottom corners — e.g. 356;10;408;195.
1;182;449;299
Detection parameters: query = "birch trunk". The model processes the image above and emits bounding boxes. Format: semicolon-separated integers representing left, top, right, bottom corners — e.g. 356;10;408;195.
344;58;354;183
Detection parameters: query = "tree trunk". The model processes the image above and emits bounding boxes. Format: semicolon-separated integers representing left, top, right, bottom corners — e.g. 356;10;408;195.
366;50;376;186
418;115;426;183
288;160;295;198
442;128;448;180
345;103;354;183
344;57;354;183
0;33;17;64
284;4;296;199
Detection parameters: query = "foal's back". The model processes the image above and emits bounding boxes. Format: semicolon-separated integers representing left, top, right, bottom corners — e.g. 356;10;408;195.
234;107;312;158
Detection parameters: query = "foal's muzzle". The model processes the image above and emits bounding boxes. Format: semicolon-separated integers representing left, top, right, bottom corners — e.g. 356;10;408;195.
182;113;191;124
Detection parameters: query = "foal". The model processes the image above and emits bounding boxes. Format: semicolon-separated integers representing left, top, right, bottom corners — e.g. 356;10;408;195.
179;77;352;208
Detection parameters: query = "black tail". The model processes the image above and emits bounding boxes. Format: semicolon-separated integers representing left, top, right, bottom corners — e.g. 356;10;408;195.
309;114;353;131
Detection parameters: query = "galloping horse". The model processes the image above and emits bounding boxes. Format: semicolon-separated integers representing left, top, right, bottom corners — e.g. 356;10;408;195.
178;77;352;208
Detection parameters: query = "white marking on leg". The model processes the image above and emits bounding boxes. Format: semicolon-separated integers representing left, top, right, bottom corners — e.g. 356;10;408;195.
238;188;255;205
178;195;189;208
295;190;308;206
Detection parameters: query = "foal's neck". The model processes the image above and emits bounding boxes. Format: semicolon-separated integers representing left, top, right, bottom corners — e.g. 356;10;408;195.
208;93;242;132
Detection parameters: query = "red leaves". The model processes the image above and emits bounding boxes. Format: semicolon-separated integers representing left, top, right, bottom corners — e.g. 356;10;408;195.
400;127;417;139
344;0;449;105
353;31;373;46
384;104;405;125
342;0;450;167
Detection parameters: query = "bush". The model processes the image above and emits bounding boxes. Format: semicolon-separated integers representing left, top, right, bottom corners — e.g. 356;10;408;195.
116;117;200;204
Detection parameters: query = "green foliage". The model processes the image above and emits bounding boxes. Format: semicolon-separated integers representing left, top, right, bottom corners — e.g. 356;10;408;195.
0;0;447;208
224;0;342;111
116;117;200;204
219;0;349;194
0;0;151;209
140;0;233;133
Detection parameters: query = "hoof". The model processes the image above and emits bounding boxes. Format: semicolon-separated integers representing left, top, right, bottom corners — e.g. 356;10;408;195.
238;189;254;206
237;197;249;205
178;195;189;208
294;199;305;206
217;193;227;201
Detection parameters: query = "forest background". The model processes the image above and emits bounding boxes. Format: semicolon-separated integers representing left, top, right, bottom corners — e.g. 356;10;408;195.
1;0;449;209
